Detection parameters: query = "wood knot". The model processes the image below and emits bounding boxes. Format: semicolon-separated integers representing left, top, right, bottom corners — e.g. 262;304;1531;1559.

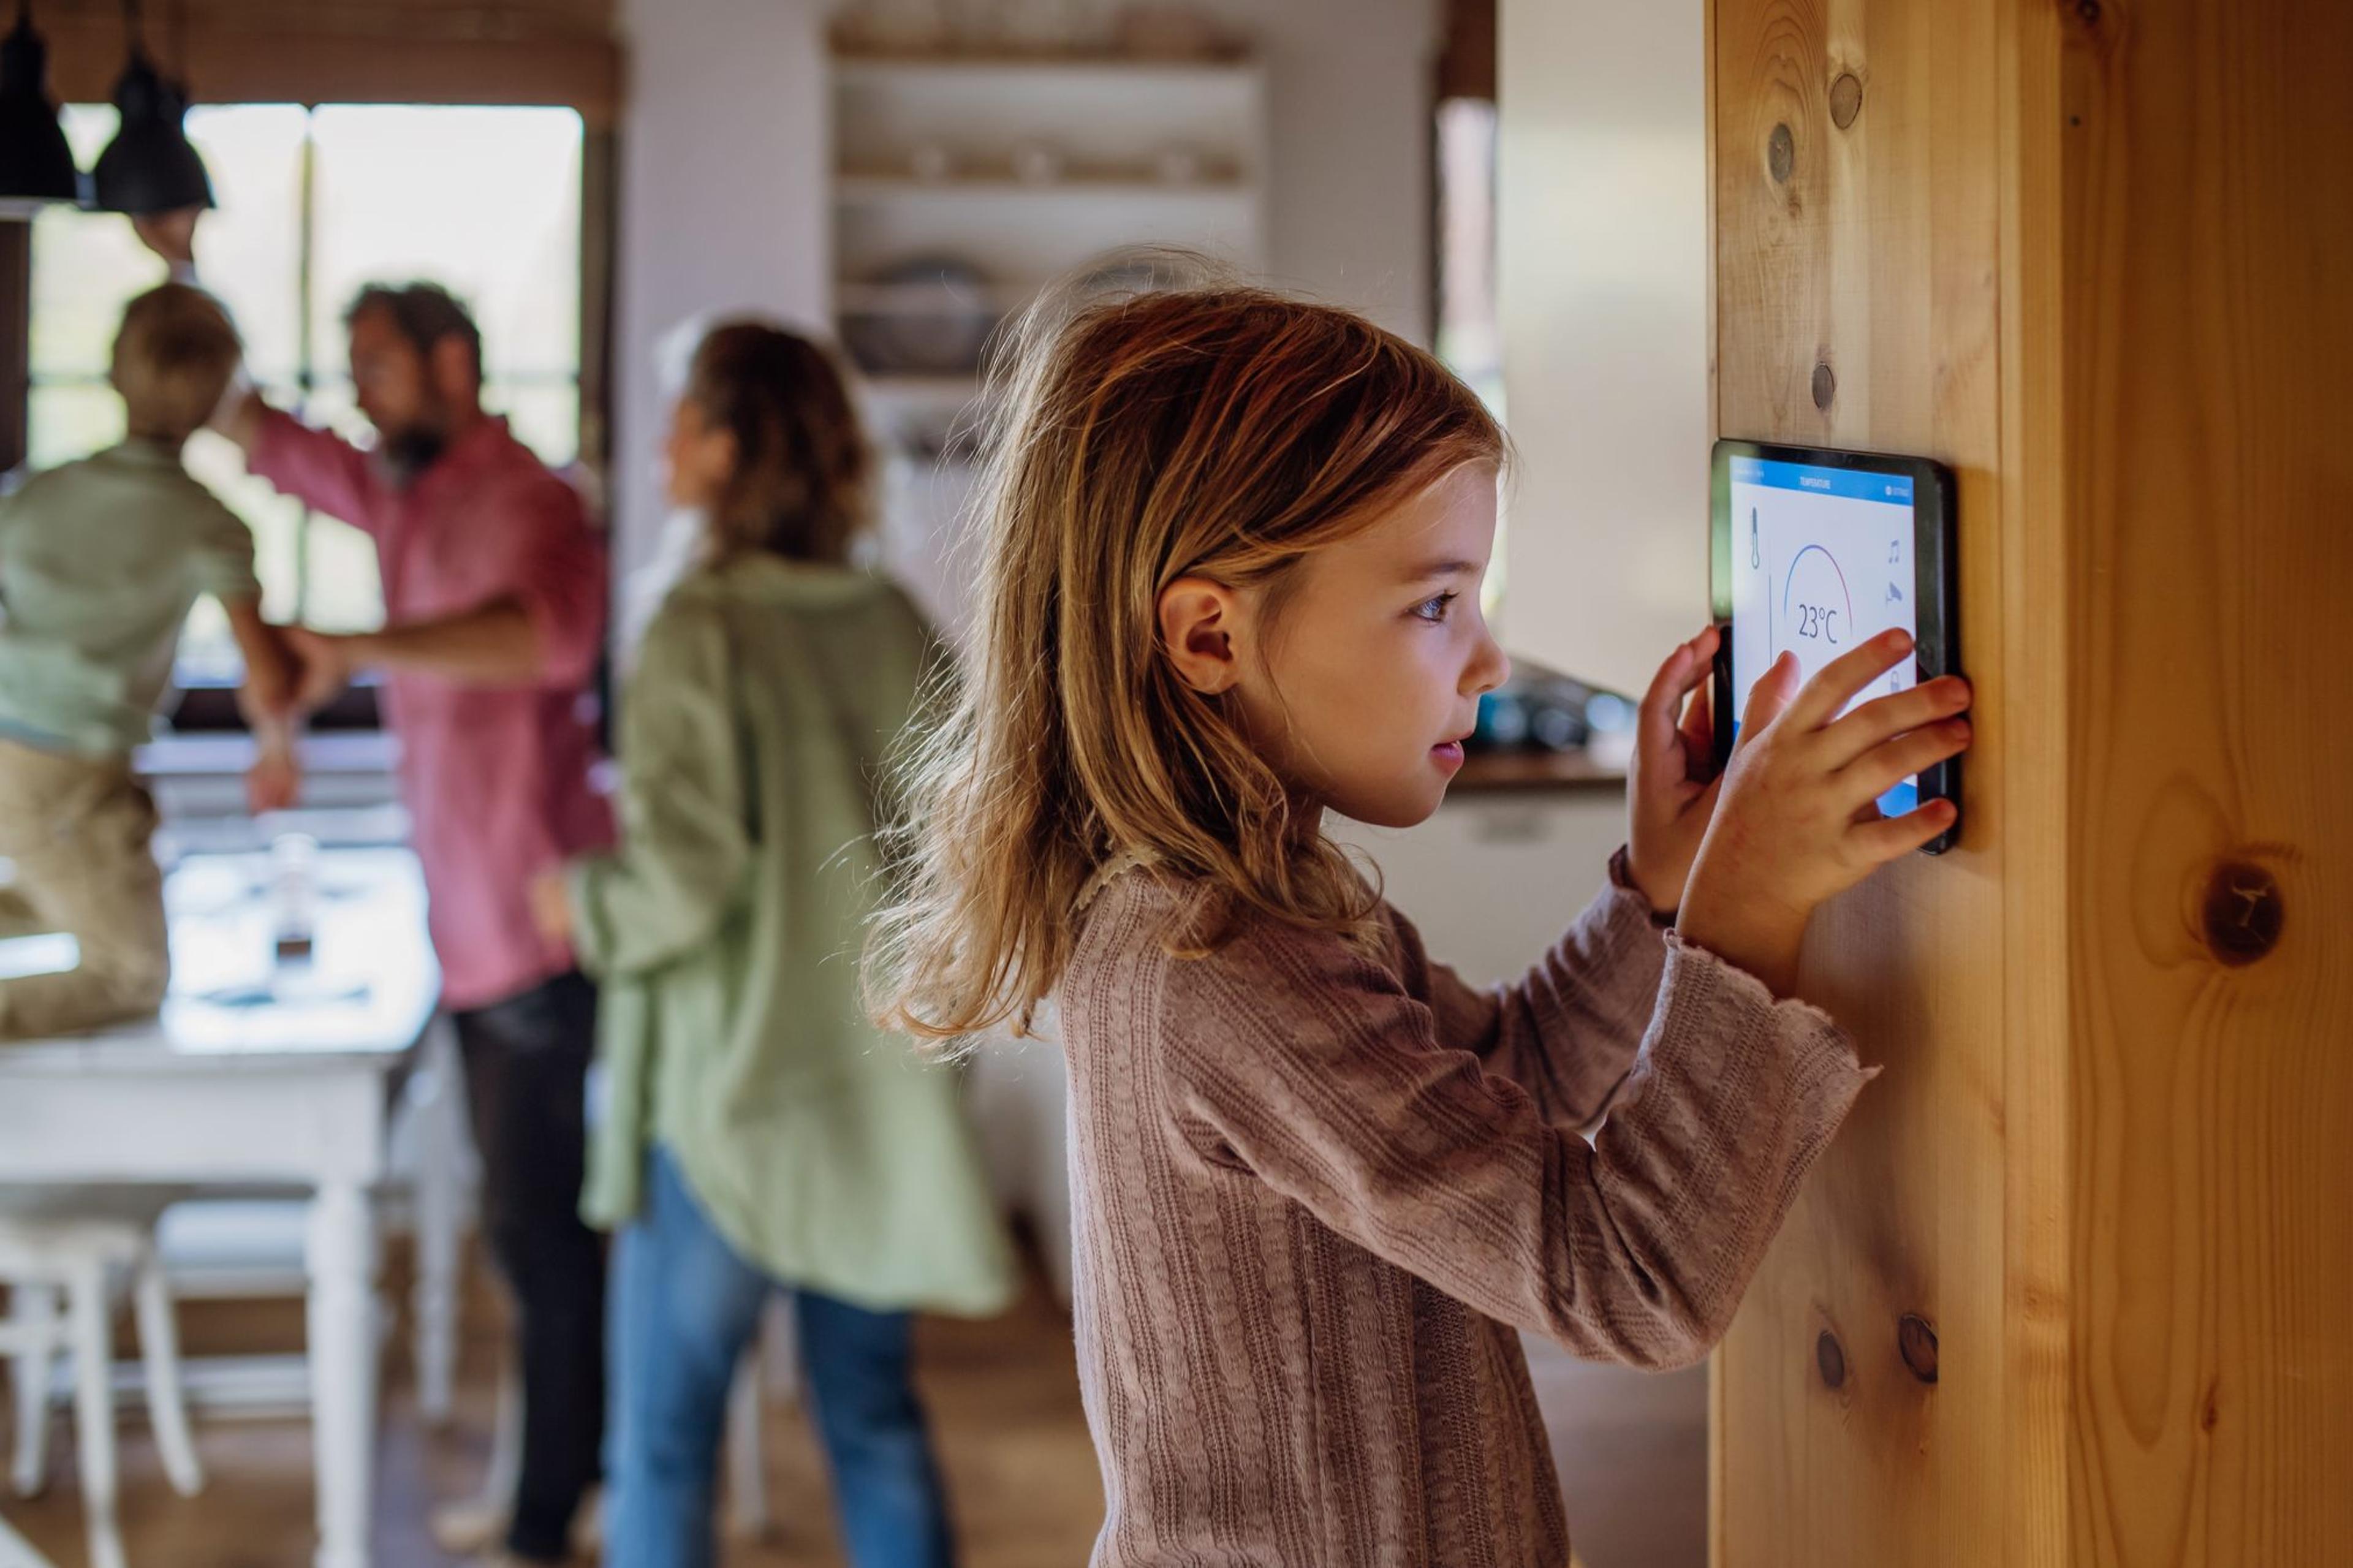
1768;122;1795;183
1829;73;1864;130
1816;1328;1847;1390
1810;361;1836;411
2075;0;2102;23
1897;1314;1939;1384
2200;860;2284;966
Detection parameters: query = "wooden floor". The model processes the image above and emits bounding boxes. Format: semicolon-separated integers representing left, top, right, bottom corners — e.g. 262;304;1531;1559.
3;1245;1105;1567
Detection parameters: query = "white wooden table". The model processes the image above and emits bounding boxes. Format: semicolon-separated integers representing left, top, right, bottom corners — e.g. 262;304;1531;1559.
0;848;439;1568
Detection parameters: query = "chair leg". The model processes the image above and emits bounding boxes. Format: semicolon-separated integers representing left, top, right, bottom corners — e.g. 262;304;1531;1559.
65;1260;125;1568
9;1284;58;1499
130;1252;203;1497
409;1024;464;1427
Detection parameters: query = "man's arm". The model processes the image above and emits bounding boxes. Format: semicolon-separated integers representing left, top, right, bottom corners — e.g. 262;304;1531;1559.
132;208;373;517
287;599;545;707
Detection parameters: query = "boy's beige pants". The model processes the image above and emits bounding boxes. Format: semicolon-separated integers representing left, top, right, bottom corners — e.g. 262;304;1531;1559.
0;737;169;1039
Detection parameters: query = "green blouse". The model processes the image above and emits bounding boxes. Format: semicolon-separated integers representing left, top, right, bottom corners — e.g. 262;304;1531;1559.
567;556;1014;1317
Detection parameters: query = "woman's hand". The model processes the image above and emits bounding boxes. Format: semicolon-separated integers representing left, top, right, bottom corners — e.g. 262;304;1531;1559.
1625;626;1724;915
529;869;575;948
1678;630;1972;996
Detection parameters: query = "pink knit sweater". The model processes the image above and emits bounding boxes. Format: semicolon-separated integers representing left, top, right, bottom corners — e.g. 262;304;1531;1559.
1057;855;1871;1566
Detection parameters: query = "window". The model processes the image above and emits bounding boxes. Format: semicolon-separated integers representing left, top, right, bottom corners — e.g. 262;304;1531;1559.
28;103;585;688
1434;94;1504;616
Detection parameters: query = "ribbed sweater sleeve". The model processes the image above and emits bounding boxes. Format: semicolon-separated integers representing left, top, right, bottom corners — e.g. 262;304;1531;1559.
1158;911;1871;1369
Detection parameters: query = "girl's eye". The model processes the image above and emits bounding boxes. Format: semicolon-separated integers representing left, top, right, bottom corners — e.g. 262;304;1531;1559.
1412;591;1460;624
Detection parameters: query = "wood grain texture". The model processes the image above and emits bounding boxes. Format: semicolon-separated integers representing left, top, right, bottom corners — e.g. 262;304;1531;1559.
1711;0;2030;1562
1708;0;2353;1561
2059;0;2353;1561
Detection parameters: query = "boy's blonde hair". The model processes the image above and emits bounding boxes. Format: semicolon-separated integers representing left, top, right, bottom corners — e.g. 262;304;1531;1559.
868;271;1506;1043
112;282;241;444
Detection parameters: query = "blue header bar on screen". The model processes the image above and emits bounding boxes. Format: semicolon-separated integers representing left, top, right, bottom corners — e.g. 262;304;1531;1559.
1730;455;1914;506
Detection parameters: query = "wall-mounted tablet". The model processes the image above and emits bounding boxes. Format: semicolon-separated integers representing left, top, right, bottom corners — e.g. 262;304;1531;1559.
1710;439;1961;854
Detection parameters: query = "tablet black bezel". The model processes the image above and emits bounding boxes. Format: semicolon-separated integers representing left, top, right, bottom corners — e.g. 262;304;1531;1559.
1708;437;1961;855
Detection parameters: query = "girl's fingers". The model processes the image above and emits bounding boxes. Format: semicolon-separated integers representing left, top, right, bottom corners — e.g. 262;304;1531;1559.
1677;673;1715;766
1737;651;1802;744
1849;798;1961;862
1637;627;1719;762
1843;718;1972;804
1786;629;1916;731
1820;675;1972;768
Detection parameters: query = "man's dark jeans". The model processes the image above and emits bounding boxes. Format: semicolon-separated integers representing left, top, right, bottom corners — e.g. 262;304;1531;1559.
453;968;605;1562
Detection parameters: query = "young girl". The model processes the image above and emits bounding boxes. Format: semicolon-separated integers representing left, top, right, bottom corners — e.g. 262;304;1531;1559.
869;285;1972;1564
536;322;1014;1568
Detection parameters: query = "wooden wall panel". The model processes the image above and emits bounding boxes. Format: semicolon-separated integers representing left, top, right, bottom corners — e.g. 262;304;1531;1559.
2059;0;2353;1561
1709;0;2067;1562
1708;0;2353;1561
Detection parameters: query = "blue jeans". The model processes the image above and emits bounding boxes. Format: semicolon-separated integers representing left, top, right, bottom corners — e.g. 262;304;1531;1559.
605;1146;957;1568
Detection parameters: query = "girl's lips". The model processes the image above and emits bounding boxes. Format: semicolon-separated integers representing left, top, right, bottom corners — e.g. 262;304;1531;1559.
1431;740;1466;770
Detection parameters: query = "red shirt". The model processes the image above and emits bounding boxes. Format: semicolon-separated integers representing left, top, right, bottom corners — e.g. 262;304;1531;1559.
251;409;616;1010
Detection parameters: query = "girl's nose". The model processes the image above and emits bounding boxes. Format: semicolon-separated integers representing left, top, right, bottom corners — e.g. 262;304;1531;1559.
1466;627;1510;696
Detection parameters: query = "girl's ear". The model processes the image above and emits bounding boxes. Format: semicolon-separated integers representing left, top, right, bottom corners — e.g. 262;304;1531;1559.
1158;575;1245;694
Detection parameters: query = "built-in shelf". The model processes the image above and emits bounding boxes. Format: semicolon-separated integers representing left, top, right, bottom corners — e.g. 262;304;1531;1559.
833;51;1260;86
830;32;1269;560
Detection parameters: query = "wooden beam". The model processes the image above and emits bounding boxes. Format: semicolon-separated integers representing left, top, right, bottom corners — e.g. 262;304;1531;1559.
33;17;621;123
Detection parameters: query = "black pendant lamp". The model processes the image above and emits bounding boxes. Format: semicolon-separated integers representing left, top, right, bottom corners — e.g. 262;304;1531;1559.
90;0;210;216
0;2;82;218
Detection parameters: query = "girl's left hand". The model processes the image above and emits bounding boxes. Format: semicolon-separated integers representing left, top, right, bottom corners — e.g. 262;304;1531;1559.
529;869;575;947
1626;626;1723;915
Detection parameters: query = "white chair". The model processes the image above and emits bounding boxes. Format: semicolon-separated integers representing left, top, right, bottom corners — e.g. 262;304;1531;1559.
1;1194;204;1568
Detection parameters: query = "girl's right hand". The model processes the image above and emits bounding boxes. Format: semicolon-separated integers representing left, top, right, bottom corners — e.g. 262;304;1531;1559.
1677;629;1972;996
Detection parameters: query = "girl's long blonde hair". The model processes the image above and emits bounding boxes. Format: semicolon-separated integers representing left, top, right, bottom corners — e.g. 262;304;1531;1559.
868;270;1505;1043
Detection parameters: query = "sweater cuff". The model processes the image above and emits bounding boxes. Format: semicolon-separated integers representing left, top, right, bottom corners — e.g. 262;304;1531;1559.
1655;928;1876;1088
1607;846;1677;928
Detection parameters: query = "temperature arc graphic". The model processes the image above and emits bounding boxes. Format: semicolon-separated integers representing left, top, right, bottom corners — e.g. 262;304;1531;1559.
1775;543;1854;662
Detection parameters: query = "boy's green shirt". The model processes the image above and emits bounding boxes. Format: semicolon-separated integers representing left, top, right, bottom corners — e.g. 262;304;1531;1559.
569;555;1015;1317
0;439;260;754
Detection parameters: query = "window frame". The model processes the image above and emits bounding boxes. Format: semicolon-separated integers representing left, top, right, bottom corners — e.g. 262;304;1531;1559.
0;106;618;732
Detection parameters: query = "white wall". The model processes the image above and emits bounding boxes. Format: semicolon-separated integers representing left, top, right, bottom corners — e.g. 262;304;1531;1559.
611;0;832;585
1496;0;1711;696
608;0;1439;577
1198;0;1437;344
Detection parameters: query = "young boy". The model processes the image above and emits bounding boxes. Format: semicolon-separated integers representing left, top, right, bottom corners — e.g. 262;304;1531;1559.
0;281;298;1039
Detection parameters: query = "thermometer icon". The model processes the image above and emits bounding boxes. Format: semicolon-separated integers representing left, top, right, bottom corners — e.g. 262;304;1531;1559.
1749;507;1760;569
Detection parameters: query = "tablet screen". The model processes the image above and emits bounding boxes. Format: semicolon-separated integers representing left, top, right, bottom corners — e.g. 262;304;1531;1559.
1725;453;1920;817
